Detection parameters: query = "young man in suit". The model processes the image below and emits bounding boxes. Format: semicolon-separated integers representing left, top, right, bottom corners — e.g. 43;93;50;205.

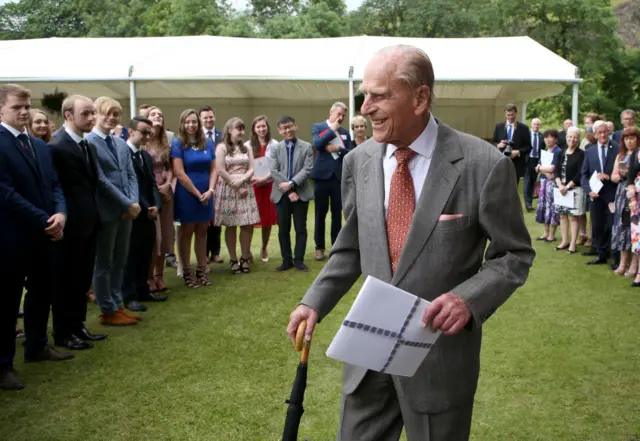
200;106;225;265
87;97;142;327
311;102;353;261
49;95;133;350
122;117;164;312
269;116;314;272
0;84;74;390
491;104;532;186
523;118;545;212
581;120;619;265
287;46;535;440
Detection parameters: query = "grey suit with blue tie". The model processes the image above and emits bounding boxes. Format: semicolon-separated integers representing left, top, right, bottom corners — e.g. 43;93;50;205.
86;129;138;313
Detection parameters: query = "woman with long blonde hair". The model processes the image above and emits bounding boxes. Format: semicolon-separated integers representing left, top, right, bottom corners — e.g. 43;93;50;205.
28;109;52;143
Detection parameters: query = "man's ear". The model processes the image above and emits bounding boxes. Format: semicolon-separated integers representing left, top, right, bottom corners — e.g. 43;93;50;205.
414;85;430;115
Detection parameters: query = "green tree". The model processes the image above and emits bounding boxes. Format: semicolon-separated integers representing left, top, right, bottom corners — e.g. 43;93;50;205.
219;12;259;38
0;0;88;39
250;0;300;25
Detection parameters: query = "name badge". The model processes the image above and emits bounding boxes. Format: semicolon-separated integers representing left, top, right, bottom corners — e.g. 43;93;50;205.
341;134;347;140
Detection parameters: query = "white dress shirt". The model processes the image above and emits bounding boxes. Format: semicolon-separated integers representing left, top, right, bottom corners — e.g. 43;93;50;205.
383;113;439;214
1;121;25;138
127;140;139;154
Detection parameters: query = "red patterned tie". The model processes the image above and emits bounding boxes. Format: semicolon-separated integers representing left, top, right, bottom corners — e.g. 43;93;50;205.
386;148;416;273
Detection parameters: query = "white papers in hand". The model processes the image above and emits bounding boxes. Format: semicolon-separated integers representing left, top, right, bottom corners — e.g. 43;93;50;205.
329;136;342;160
589;171;603;194
326;276;442;377
553;188;575;208
540;149;554;166
253;156;270;178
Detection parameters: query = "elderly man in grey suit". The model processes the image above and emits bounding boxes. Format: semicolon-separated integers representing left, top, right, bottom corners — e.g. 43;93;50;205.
270;116;314;272
287;45;535;440
86;96;141;327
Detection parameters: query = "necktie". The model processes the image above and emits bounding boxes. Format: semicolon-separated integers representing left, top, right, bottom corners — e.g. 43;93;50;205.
507;124;513;141
601;145;607;172
105;135;117;157
17;133;35;159
134;150;143;168
533;134;538;157
286;141;294;180
207;131;214;144
78;140;89;163
386;148;416;273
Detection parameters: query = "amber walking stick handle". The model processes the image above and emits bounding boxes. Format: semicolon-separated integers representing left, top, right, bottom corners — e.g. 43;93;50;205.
295;320;312;364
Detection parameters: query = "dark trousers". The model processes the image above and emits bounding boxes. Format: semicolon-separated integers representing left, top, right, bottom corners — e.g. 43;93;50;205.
591;198;613;261
523;158;539;209
52;227;98;337
122;216;156;304
276;196;309;264
0;240;54;370
206;225;222;258
314;177;342;250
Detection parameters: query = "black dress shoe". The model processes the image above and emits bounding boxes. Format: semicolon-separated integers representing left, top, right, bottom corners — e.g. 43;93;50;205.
54;334;93;350
276;262;293;271
25;344;75;362
139;292;168;302
294;262;309;272
125;301;148;312
76;325;107;341
581;251;597;256
586;258;607;265
0;369;24;390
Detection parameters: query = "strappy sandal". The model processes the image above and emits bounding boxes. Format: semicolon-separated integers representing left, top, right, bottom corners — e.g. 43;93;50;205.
154;273;169;293
183;266;200;289
230;260;242;275
196;265;212;286
240;257;251;273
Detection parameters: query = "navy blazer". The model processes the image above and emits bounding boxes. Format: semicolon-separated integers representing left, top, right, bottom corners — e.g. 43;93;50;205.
0;124;66;252
129;148;161;215
581;140;619;203
204;128;223;146
311;122;353;181
612;130;622;146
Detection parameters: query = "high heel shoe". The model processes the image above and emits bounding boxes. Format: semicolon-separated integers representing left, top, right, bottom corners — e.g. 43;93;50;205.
555;244;569;251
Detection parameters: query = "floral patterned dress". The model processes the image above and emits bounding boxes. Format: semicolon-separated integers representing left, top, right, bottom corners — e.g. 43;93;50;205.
214;149;260;227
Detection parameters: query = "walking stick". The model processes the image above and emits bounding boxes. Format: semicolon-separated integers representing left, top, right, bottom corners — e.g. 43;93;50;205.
281;320;312;441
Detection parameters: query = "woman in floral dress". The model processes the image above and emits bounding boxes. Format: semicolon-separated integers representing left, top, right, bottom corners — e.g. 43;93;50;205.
623;127;640;286
535;129;563;242
214;118;260;274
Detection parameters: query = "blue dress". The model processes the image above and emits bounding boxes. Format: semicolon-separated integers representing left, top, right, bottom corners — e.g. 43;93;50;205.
171;138;215;224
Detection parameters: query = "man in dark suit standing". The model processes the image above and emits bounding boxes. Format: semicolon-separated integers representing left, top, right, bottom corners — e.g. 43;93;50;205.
613;109;636;145
0;84;73;390
50;95;131;350
492;104;531;185
311;102;353;261
581;120;619;265
523;118;545;212
557;119;573;149
122;117;164;312
200;106;224;265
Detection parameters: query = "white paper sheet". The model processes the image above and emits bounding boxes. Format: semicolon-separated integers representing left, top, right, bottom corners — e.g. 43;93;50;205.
326;276;442;377
540;149;554;166
589;171;603;194
329;136;343;160
253;156;270;178
553;188;575;208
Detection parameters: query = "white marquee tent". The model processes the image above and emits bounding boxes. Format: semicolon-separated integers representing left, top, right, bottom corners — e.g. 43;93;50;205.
0;35;582;139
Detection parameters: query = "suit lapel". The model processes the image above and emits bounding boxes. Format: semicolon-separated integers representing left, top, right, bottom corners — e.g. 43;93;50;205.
10;133;41;179
363;144;392;283
293;140;302;173
392;124;463;285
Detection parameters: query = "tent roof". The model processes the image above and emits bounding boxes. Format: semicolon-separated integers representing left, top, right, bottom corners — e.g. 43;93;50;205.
0;35;581;103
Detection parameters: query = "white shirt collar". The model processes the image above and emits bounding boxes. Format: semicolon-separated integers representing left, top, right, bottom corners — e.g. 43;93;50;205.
64;125;84;144
92;127;109;140
385;113;439;160
1;121;26;138
126;140;139;153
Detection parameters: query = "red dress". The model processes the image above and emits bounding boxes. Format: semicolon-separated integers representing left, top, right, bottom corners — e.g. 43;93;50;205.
253;145;278;227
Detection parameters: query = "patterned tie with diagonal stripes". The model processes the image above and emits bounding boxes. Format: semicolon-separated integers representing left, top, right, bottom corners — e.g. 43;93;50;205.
386;148;416;273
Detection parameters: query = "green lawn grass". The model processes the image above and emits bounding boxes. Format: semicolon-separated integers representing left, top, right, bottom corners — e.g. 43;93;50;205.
2;198;639;441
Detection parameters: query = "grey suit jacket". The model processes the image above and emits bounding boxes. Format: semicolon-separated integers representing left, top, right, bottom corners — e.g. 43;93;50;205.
269;139;314;203
86;131;139;223
300;122;535;414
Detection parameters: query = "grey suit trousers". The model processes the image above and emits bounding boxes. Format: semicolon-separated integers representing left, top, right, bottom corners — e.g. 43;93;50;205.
93;219;132;313
337;370;473;441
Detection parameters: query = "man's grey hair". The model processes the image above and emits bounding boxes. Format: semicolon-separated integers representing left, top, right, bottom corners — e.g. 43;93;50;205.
593;120;608;132
531;118;541;124
376;45;436;108
621;109;636;120
567;126;581;137
331;102;347;112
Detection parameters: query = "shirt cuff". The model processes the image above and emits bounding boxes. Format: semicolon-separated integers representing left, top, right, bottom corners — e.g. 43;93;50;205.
291;179;297;187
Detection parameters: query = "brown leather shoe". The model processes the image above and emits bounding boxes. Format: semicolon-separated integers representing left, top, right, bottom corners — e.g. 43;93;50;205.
100;311;137;326
118;307;143;321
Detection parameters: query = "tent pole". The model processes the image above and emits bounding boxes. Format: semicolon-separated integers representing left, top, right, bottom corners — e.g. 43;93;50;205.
128;65;137;118
521;102;527;123
348;66;355;140
571;83;579;127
